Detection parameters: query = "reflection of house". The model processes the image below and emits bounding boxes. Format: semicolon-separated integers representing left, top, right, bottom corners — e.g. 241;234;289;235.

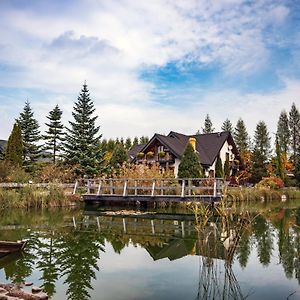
130;131;240;177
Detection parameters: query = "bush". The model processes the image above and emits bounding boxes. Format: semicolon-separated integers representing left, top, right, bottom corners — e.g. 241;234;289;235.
256;176;284;190
36;164;77;183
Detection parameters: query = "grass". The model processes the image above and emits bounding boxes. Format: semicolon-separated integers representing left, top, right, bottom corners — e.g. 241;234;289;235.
0;184;80;210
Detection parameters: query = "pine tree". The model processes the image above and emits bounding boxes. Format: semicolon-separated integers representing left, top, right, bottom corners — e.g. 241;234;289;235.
139;136;149;144
125;137;132;150
234;118;249;152
178;143;203;178
275;137;285;181
63;83;105;177
221;118;233;133
276;110;290;155
5;122;23;167
110;144;128;169
251;121;271;183
202;114;214;134
43;105;64;164
18;101;41;171
289;103;300;164
215;155;224;178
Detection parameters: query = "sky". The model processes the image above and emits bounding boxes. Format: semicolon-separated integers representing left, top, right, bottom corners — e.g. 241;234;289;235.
0;0;300;141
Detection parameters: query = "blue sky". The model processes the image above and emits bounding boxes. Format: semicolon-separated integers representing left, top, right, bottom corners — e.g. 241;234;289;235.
0;0;300;140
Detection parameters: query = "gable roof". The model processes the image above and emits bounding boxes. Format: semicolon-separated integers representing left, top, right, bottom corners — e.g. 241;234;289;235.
136;131;239;167
128;144;146;161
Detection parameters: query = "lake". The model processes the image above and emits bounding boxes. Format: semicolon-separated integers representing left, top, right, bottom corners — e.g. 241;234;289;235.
0;200;299;300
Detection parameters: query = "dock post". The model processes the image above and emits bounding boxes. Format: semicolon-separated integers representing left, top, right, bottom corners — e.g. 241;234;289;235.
181;180;185;198
123;180;128;197
73;180;78;195
213;179;217;198
181;221;185;238
123;218;127;233
72;216;76;229
97;180;102;196
151;219;155;234
160;180;164;196
151;180;156;197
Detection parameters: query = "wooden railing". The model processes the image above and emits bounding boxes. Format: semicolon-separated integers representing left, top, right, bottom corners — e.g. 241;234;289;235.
78;178;224;199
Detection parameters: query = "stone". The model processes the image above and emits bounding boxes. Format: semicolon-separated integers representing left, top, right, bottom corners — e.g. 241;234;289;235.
35;292;48;299
32;286;42;293
0;294;7;300
0;288;7;294
24;282;33;287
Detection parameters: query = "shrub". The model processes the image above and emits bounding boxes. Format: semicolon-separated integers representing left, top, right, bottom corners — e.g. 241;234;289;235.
36;164;77;183
256;176;284;189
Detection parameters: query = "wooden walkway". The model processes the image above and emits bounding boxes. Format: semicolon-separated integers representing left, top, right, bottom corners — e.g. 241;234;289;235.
81;178;224;203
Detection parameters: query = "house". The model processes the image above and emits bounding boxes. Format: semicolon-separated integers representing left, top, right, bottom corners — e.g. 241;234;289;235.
130;131;241;177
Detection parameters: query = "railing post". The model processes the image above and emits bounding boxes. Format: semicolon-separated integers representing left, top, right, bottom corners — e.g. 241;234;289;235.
181;180;185;198
151;180;156;197
110;179;113;195
87;179;91;194
161;180;164;196
188;179;191;196
97;180;102;196
73;180;78;195
134;180;137;196
213;179;217;198
123;180;128;197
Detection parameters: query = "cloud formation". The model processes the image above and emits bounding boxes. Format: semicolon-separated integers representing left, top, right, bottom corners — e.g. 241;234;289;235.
0;0;299;142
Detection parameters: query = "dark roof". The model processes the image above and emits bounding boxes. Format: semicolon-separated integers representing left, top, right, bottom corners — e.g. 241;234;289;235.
138;131;239;166
128;144;146;160
0;140;7;153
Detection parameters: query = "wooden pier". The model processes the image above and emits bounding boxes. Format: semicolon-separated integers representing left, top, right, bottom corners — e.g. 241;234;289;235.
81;178;224;203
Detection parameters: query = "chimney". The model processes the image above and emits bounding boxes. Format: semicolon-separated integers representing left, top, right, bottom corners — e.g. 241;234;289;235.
189;137;196;151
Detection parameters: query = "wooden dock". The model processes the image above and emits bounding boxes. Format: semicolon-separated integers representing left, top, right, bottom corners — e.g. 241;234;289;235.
81;178;224;203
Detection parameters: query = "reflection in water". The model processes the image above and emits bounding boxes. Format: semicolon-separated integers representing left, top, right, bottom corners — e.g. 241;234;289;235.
0;202;299;299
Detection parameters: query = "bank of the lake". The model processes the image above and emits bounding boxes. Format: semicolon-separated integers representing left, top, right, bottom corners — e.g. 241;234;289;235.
0;199;300;300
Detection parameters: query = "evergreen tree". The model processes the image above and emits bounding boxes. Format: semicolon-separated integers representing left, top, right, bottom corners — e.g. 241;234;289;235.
100;139;108;152
215;155;224;178
202;114;214;134
63;83;105;177
224;158;230;177
178;143;203;178
251;121;271;183
110;144;128;169
234;118;249;152
140;136;149;144
275;137;285;181
120;137;124;145
5;122;23;167
18;101;41;171
43;105;64;163
132;137;139;146
107;139;115;152
276;110;290;155
289;103;300;164
221;118;233;133
125;137;132;150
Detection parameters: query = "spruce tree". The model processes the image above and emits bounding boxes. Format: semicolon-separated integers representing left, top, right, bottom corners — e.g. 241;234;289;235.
5;122;23;167
110;144;128;169
132;137;139;146
251;121;271;183
275;137;285;181
43;105;64;163
63;83;105;177
215;155;224;178
276;110;290;155
289;103;300;164
125;137;132;150
295;156;300;187
202;114;214;134
178;143;203;178
234;118;249;152
18;101;41;170
107;139;115;152
221;118;233;133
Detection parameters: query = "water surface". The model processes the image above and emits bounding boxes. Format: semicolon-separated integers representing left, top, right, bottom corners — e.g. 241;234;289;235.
0;200;299;299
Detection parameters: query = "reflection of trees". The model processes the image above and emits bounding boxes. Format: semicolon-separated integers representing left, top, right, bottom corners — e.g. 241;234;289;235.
58;230;105;300
253;215;273;266
236;229;251;268
35;233;61;297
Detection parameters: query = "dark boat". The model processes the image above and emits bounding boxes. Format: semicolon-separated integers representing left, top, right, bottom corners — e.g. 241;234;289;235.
0;241;27;258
